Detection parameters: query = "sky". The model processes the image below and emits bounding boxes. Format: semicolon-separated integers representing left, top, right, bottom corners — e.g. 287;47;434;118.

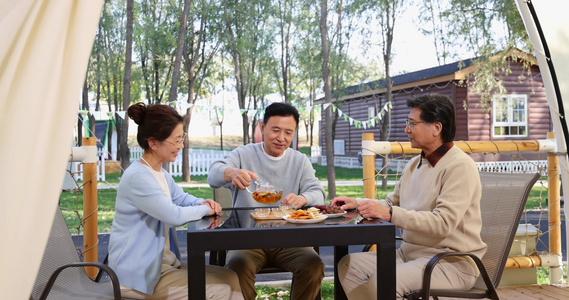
352;4;474;76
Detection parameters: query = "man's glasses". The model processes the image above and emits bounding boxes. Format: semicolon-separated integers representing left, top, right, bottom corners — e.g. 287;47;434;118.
405;120;428;129
164;133;187;147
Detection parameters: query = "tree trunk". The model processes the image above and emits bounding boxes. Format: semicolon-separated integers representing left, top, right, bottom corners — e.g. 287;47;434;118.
171;0;191;181
380;0;395;191
168;0;191;104
182;67;195;182
319;0;336;199
120;0;134;173
182;106;193;182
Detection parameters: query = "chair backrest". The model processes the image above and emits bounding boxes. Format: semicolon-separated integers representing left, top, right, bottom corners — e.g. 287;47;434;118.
214;187;233;208
474;172;540;289
30;207;115;299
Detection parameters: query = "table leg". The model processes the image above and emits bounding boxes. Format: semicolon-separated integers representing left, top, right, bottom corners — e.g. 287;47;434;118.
376;239;396;300
334;245;349;300
187;249;206;299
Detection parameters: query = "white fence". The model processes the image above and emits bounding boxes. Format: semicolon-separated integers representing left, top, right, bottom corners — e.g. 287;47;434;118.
310;146;547;175
69;148;231;182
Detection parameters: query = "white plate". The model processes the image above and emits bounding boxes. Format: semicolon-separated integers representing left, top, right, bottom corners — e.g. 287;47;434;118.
323;211;347;218
282;214;328;223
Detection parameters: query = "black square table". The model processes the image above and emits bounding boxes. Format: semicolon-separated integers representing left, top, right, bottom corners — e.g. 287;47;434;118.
186;207;396;300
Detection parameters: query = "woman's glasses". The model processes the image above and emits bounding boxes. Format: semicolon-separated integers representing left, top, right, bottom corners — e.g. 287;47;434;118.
164;133;187;147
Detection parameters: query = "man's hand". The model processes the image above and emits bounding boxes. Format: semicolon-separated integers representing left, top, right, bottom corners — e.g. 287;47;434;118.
357;200;391;221
331;196;358;211
281;193;307;209
225;168;258;190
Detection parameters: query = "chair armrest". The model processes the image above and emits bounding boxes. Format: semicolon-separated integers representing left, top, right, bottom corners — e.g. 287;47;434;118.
39;262;121;300
419;252;495;300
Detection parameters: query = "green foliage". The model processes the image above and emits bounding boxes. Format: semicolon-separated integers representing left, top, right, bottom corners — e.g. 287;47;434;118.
536;265;568;284
254;285;290;300
254;281;335;300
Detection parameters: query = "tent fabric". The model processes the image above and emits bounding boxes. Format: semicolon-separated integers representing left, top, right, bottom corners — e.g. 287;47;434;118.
515;0;569;280
0;0;103;299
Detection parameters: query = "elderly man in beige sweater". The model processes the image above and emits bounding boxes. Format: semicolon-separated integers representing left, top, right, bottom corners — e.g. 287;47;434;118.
332;93;487;299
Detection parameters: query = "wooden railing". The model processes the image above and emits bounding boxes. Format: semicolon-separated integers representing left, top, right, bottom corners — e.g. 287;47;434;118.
361;132;564;284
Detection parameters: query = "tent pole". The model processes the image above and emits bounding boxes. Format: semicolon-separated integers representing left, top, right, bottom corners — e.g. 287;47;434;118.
363;133;376;199
82;137;98;279
547;132;563;284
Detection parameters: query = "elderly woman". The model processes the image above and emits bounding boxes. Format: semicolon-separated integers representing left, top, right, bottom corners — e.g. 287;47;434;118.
108;102;243;300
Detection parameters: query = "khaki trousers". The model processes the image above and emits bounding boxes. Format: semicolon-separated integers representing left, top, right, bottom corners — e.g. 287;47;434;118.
120;264;243;300
226;247;324;300
337;249;477;300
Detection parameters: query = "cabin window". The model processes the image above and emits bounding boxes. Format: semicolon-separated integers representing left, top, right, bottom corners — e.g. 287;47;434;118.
368;107;375;120
492;94;528;137
334;139;345;155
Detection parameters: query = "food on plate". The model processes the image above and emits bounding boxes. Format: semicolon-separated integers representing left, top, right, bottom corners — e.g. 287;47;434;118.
313;205;345;214
252;190;283;204
287;207;324;220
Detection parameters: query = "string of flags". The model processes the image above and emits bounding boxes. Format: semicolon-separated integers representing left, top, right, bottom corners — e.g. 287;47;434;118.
77;101;392;130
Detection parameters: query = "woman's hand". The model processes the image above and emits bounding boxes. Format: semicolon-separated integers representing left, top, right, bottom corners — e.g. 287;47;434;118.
200;199;222;215
206;215;222;229
331;196;358;211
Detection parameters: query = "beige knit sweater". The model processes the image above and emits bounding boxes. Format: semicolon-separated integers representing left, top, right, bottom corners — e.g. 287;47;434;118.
363;146;487;264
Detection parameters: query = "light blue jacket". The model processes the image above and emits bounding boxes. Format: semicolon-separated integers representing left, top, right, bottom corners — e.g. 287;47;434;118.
108;161;210;294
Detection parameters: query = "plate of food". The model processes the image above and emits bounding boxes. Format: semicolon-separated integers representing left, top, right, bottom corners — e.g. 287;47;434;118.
324;211;347;218
283;207;328;223
313;205;346;218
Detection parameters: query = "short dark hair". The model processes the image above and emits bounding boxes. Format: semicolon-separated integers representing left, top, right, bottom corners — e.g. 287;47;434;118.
127;102;184;150
263;102;299;126
407;94;456;143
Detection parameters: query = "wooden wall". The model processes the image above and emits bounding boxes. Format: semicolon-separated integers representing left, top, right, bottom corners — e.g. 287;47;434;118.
319;61;551;161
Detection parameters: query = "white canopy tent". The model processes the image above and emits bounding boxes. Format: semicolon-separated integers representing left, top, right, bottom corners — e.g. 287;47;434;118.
1;0;568;299
0;0;104;299
516;0;569;283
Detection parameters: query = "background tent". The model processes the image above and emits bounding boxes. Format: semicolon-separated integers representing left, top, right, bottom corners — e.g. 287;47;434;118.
0;0;104;298
1;0;568;299
516;0;569;280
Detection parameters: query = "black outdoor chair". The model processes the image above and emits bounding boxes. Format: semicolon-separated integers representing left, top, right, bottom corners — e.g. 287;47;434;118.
30;206;121;300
